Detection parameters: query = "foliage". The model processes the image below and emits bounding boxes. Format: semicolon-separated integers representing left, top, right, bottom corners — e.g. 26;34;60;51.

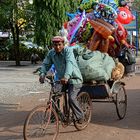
1;0;80;61
33;0;80;47
0;0;35;64
0;0;13;30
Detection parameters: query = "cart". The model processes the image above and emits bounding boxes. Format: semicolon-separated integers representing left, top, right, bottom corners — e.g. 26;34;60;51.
80;79;127;119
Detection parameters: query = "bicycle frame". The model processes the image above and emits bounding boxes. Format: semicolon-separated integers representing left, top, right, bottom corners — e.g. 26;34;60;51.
46;78;71;125
23;76;92;140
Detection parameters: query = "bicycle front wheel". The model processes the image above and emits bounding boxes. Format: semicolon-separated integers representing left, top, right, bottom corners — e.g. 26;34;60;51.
23;104;59;140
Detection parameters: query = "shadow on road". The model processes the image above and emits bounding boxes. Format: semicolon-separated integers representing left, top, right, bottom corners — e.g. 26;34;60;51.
0;103;30;140
90;88;140;130
0;88;140;140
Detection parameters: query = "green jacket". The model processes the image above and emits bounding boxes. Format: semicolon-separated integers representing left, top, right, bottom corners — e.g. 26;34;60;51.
40;47;83;84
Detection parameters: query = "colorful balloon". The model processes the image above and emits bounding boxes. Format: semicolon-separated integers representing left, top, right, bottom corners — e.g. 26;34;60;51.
67;10;86;44
114;19;127;40
100;0;119;12
114;19;130;48
89;19;115;39
116;6;135;24
93;3;118;24
66;10;81;20
67;16;80;36
77;20;93;43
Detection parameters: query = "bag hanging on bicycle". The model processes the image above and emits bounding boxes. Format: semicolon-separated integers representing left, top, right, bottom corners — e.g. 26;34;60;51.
118;47;136;74
118;47;136;65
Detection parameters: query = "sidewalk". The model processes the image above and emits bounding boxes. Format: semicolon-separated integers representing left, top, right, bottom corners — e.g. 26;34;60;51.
0;61;41;67
135;55;140;73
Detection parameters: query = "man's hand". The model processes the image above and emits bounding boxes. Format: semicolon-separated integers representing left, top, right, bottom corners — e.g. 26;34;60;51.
39;74;45;84
60;77;68;85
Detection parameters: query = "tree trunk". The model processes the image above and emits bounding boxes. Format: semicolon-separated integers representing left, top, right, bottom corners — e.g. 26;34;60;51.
10;22;20;66
15;23;20;66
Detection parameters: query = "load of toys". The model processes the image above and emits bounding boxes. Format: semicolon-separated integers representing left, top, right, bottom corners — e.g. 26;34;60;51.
59;0;136;82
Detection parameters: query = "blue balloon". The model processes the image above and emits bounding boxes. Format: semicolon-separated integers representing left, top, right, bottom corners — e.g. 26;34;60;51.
66;10;81;20
66;12;77;20
49;64;58;81
99;0;119;12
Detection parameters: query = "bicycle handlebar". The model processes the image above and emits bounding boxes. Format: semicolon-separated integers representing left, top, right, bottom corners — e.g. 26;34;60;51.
45;74;60;85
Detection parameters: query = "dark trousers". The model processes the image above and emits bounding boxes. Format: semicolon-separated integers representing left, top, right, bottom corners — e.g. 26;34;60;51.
62;83;84;120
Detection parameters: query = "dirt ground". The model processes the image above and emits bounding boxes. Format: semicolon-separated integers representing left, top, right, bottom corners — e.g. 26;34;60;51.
0;61;140;140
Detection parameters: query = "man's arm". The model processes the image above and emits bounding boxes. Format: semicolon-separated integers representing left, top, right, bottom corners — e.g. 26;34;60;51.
39;52;53;83
64;48;75;80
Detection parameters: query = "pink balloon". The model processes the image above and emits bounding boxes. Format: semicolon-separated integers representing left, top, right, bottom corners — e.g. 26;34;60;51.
67;11;86;44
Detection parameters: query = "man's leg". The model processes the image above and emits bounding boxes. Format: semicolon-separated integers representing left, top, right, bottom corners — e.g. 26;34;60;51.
31;59;33;64
68;84;84;120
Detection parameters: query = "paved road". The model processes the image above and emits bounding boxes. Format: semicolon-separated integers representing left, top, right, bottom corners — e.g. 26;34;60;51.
0;61;140;140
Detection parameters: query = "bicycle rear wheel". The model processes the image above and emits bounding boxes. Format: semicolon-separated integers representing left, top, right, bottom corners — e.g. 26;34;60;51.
23;104;59;140
74;92;92;130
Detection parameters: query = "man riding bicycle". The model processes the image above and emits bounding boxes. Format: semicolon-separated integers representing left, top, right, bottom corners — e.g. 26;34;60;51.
39;36;84;124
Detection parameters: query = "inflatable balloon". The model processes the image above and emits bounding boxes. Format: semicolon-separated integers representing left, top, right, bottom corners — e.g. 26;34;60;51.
108;18;131;57
77;20;94;43
100;0;119;12
67;10;86;44
86;12;95;20
67;16;79;36
93;3;117;24
114;19;127;41
117;6;135;24
89;19;115;39
66;10;81;20
114;19;131;48
66;12;78;20
88;19;115;52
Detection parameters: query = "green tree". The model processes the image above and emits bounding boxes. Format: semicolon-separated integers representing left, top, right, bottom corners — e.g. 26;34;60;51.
0;0;80;64
33;0;80;47
0;0;34;65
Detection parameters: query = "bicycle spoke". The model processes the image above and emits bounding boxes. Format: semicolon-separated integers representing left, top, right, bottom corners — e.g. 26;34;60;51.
74;92;92;130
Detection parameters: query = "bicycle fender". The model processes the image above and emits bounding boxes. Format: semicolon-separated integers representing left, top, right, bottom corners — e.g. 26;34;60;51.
110;80;125;94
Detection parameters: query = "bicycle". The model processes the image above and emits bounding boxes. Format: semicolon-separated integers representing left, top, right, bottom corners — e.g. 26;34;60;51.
23;75;92;140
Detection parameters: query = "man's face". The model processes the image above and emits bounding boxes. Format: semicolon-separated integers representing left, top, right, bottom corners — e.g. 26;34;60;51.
53;41;64;53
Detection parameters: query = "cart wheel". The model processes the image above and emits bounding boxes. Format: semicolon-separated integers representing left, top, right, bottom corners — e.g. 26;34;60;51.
115;85;127;119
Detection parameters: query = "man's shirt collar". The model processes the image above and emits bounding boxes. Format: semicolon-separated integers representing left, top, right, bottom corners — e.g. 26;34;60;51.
52;48;65;56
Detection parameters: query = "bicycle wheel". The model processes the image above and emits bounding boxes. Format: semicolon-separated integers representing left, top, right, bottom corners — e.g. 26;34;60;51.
23;104;59;140
74;92;92;131
115;85;127;119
